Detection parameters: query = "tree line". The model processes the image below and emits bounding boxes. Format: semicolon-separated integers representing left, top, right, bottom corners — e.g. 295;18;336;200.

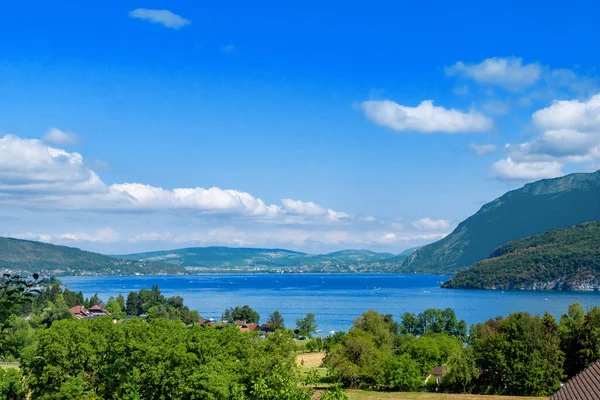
323;304;600;396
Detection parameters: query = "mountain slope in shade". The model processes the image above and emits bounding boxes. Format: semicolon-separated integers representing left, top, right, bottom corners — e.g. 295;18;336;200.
402;170;600;274
442;221;600;290
0;237;185;276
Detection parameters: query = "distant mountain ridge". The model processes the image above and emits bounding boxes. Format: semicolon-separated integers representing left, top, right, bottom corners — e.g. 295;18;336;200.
0;237;185;276
115;247;400;272
401;170;600;274
0;236;412;276
442;221;600;290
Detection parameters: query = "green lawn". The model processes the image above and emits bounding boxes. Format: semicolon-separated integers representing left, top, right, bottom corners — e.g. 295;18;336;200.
346;391;548;400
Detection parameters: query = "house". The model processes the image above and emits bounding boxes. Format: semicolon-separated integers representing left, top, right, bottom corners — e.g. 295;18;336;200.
69;306;91;319
89;305;110;316
425;366;446;385
552;359;600;400
239;323;259;333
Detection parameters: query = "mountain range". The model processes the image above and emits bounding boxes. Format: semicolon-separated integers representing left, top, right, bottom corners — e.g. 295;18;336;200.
401;170;600;274
114;247;403;273
0;238;410;276
0;237;184;276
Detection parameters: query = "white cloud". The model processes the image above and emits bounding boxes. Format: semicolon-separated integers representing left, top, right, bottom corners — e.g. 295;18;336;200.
0;134;105;195
469;143;498;156
488;93;600;180
129;9;190;29
221;44;236;53
515;129;599;161
491;157;564;180
380;232;397;243
446;57;541;90
0;134;350;224
507;94;600;163
361;100;492;133
110;183;282;217
411;218;450;231
279;199;349;221
16;227;120;243
532;94;600;131
43;128;79;145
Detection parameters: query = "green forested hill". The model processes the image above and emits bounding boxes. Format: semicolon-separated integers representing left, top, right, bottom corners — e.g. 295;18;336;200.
401;170;600;274
442;221;600;290
0;237;185;276
115;247;398;272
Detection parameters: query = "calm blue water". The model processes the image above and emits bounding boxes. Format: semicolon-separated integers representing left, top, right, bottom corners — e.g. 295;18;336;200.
60;274;600;333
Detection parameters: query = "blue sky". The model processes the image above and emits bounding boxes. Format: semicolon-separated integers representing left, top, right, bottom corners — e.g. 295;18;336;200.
0;1;599;254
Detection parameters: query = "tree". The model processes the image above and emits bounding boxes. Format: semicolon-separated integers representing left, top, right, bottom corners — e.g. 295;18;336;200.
474;311;564;396
0;274;39;323
324;329;385;387
352;310;394;351
38;297;73;327
559;302;586;377
167;296;184;308
0;368;27;400
297;313;318;338
319;383;348;400
87;293;102;308
268;310;285;329
444;348;479;393
224;305;260;324
23;317;311;399
382;353;423;391
576;306;600;373
126;291;140;316
399;308;467;339
400;333;463;376
304;368;320;388
63;289;84;308
0;274;39;357
106;296;126;320
400;312;419;335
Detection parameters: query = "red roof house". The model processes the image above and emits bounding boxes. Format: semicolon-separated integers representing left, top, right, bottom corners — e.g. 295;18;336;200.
89;304;109;315
69;306;91;319
240;323;259;333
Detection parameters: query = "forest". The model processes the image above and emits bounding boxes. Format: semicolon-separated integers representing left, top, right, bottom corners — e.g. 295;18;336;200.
1;274;600;399
443;221;600;290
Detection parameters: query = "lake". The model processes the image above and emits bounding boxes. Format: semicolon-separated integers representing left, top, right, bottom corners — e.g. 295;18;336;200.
61;273;600;333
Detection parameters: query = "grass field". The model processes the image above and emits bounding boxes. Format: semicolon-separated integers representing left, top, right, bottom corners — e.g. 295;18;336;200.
296;352;325;368
346;391;548;400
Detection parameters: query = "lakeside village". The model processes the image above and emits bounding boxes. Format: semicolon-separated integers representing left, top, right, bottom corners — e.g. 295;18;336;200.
67;303;325;337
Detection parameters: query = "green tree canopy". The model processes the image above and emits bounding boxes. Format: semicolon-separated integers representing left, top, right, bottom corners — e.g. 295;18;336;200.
296;313;318;338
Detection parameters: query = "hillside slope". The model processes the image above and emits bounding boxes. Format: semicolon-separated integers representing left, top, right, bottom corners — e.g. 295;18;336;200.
442;221;600;290
117;247;308;268
116;247;399;272
402;170;600;274
0;237;185;276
